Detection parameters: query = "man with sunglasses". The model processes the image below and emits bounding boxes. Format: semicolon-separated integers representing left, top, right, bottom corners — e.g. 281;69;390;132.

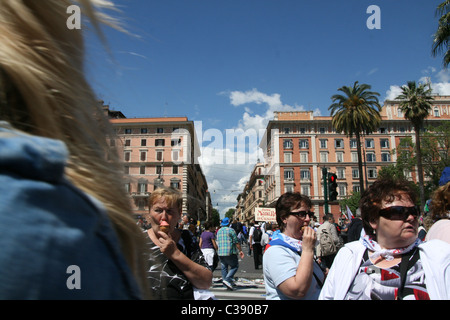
320;177;450;300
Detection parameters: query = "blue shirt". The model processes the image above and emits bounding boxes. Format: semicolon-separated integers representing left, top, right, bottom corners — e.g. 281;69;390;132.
0;122;142;299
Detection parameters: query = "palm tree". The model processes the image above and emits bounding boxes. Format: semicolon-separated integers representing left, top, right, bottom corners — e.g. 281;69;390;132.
432;0;450;67
395;81;434;210
329;81;381;194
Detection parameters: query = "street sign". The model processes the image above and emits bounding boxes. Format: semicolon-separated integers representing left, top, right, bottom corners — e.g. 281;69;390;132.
254;207;276;222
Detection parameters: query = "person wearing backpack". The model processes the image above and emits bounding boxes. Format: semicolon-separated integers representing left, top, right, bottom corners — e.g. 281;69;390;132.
316;214;341;270
249;223;263;269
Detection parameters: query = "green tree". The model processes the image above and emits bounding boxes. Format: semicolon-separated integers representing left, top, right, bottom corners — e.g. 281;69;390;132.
421;122;450;188
329;81;381;194
339;191;361;218
393;123;450;197
225;208;235;220
395;81;434;209
211;208;220;227
432;0;450;67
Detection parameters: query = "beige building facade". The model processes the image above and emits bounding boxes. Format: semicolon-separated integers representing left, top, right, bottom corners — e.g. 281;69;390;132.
257;96;450;222
106;107;212;222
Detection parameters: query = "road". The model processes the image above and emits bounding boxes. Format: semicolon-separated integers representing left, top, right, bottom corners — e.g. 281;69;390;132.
211;243;267;300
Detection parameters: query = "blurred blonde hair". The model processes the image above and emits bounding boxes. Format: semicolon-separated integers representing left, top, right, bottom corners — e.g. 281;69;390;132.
0;0;149;298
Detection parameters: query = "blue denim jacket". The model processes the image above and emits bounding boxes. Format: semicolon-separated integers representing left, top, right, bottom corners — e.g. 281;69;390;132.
0;122;142;299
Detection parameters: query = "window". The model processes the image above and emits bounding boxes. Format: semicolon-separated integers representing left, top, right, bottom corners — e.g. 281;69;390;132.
301;185;310;196
350;139;357;149
351;152;358;162
285;185;294;193
381;153;391;162
138;181;147;193
300;152;308;163
284;152;292;163
140;128;148;134
366;152;376;162
366;139;374;148
172;150;179;161
300;170;310;181
124;128;132;134
284;169;294;180
157;128;164;133
320;152;328;163
141;139;147;146
319;127;326;134
140;166;145;174
353;185;360;193
124;166;129;174
170;180;180;189
397;108;403;118
156;165;162;175
283;127;290;134
434;108;440;117
320;139;327;149
380;139;389;149
125;139;131;146
283;139;293;149
124;151;131;162
156;151;163;161
339;185;346;197
299;139;309;149
352;168;359;179
299;127;306;134
337;167;345;179
140;151;147;161
124;183;130;193
335;139;344;148
336;152;344;163
155;139;165;146
368;168;377;179
172;165;178;174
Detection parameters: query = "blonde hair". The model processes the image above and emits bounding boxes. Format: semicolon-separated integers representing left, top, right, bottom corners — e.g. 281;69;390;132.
148;187;183;212
0;0;149;298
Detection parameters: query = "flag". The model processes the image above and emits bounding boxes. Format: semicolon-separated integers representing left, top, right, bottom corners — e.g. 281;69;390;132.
346;205;354;222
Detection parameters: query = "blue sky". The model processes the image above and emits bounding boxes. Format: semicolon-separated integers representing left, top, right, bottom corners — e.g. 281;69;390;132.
85;0;450;215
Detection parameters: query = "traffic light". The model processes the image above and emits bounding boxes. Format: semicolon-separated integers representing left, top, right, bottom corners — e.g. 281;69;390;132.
328;173;338;201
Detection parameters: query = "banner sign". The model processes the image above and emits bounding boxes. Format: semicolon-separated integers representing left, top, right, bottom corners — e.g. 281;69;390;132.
254;207;276;222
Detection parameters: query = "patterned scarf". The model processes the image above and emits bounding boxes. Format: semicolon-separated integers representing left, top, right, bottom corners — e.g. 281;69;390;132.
279;233;303;252
359;230;422;261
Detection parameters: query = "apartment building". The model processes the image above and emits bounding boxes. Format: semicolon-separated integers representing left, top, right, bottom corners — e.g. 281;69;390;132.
106;106;212;222
235;162;265;224
259;96;450;221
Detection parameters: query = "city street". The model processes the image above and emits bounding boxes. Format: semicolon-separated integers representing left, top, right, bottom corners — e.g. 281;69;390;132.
211;243;267;300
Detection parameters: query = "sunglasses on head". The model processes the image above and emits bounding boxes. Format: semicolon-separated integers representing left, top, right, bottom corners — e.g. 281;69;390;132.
289;211;314;218
378;206;420;221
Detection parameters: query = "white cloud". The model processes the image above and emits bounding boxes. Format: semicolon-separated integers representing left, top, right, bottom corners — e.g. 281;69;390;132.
201;88;310;216
385;85;403;100
385;67;450;100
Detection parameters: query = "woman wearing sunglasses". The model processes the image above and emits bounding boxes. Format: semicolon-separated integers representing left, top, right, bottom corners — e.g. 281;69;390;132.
263;192;325;300
319;177;450;300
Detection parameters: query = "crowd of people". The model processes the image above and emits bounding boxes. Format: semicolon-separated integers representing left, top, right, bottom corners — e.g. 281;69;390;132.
0;0;449;301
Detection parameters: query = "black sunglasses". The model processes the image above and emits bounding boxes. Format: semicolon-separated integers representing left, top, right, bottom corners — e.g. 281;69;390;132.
289;211;314;218
378;206;420;221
